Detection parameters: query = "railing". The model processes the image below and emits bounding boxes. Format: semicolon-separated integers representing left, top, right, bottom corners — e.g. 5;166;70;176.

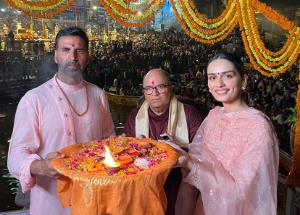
278;149;300;215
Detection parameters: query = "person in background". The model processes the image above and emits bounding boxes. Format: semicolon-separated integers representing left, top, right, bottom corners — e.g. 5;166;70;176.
123;68;206;215
7;27;115;215
168;52;279;215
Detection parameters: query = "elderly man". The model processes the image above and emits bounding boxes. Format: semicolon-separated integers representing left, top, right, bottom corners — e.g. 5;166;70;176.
124;68;204;215
7;27;115;215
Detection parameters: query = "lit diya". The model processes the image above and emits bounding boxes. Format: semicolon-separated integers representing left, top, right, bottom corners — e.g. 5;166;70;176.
103;145;122;173
103;145;133;168
51;137;178;215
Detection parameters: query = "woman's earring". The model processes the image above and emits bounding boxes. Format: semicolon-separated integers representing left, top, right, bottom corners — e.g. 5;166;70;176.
242;75;248;91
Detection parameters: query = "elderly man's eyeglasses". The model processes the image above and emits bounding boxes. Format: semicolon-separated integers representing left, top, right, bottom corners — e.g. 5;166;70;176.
143;84;171;95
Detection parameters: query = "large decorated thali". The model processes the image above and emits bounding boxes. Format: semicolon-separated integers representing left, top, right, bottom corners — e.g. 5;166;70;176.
52;136;178;215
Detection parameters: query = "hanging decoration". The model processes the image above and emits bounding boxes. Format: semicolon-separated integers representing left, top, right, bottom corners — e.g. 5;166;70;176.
99;0;165;27
237;0;300;77
4;0;76;18
169;0;300;77
170;0;238;44
113;0;152;11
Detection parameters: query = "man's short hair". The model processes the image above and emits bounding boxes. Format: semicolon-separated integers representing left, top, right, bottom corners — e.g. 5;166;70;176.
54;27;89;50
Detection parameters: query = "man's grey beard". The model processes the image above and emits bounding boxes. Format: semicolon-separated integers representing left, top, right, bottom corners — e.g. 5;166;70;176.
59;62;85;78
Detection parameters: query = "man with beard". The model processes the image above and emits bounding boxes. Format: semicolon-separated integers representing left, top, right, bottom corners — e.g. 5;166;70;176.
7;27;115;215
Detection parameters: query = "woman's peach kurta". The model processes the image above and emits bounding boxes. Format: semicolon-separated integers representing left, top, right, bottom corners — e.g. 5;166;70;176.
179;107;279;215
7;77;115;215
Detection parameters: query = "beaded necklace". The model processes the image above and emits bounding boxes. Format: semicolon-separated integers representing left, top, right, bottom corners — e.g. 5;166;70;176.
55;74;89;117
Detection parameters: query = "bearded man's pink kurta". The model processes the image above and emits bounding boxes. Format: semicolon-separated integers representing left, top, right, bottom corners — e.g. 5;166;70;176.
7;77;115;215
178;107;279;215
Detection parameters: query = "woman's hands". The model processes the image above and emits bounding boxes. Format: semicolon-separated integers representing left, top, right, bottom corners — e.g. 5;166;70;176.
160;134;192;171
164;141;189;167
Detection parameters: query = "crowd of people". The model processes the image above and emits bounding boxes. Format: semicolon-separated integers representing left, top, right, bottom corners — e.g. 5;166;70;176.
84;29;297;154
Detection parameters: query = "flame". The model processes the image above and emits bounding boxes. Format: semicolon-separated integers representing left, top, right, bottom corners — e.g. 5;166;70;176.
103;145;120;168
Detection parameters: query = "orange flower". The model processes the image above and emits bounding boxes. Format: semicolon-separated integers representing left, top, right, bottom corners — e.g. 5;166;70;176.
99;0;164;27
5;0;75;18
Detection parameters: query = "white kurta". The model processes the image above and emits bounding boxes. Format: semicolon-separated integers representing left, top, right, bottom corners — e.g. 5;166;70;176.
7;77;115;215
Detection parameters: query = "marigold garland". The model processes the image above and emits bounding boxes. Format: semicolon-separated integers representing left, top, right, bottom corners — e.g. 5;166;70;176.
241;0;299;64
114;0;151;11
179;0;238;35
170;0;238;40
237;0;300;76
11;0;66;11
254;0;295;32
180;6;238;40
20;0;63;7
170;0;238;44
102;0;161;19
99;0;164;27
5;0;76;18
168;0;300;76
254;0;298;57
107;0;158;16
182;0;237;28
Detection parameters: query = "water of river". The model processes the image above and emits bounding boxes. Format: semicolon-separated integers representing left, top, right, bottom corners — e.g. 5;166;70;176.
0;102;133;212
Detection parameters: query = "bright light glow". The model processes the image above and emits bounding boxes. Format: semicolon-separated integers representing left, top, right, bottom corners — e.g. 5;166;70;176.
137;11;142;16
103;145;120;167
92;6;98;11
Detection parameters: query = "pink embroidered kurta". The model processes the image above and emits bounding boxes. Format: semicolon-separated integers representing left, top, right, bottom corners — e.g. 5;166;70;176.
181;106;279;215
7;77;115;215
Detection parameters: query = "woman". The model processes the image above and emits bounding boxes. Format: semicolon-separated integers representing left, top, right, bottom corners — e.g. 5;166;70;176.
170;52;279;215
